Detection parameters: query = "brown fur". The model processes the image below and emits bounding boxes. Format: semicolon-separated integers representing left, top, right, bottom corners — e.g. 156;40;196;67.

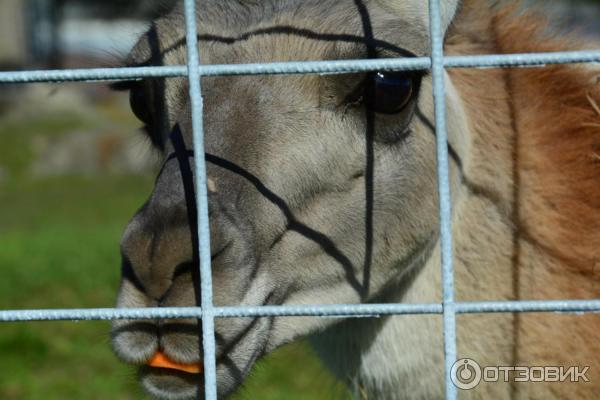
498;6;600;398
450;0;600;278
496;8;600;275
445;2;600;398
448;1;600;280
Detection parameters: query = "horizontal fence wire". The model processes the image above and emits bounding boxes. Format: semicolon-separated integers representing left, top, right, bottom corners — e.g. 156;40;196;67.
0;51;599;83
1;300;600;322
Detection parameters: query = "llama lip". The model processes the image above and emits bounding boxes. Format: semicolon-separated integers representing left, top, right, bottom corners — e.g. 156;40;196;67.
139;366;202;400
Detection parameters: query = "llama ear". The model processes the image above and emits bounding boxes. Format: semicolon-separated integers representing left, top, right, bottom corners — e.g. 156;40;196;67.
374;0;460;35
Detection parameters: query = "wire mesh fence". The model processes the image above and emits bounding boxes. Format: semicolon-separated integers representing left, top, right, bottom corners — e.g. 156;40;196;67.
1;0;600;399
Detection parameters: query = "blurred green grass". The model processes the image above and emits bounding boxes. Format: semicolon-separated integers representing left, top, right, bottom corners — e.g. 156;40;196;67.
0;109;350;399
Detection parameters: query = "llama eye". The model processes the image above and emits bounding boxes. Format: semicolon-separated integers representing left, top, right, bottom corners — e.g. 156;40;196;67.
365;71;417;115
129;84;153;124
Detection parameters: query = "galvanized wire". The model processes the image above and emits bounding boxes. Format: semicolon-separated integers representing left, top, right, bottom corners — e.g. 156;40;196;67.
183;0;218;399
0;50;599;83
427;1;457;399
1;300;600;322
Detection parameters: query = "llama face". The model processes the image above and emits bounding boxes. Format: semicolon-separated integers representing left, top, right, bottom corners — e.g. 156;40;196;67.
111;0;461;398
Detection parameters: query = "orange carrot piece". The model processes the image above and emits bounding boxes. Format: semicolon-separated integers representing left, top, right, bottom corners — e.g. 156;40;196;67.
148;352;203;374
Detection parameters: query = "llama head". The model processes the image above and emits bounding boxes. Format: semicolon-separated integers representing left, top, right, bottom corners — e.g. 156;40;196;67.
110;0;463;398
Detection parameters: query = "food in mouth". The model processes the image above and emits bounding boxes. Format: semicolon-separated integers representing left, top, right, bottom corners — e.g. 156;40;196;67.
148;352;204;375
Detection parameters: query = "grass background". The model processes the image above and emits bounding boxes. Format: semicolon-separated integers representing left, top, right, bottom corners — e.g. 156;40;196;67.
0;91;351;400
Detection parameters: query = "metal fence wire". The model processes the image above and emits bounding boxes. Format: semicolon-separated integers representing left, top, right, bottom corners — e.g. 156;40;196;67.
1;0;600;399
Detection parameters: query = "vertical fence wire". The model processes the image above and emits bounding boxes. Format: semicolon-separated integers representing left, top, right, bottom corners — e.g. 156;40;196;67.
428;1;458;399
182;0;218;399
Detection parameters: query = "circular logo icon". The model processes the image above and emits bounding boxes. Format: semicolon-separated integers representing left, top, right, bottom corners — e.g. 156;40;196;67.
451;358;482;390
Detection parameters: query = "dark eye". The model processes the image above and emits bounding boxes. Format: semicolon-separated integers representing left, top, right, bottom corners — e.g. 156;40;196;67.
129;83;153;124
365;71;417;114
